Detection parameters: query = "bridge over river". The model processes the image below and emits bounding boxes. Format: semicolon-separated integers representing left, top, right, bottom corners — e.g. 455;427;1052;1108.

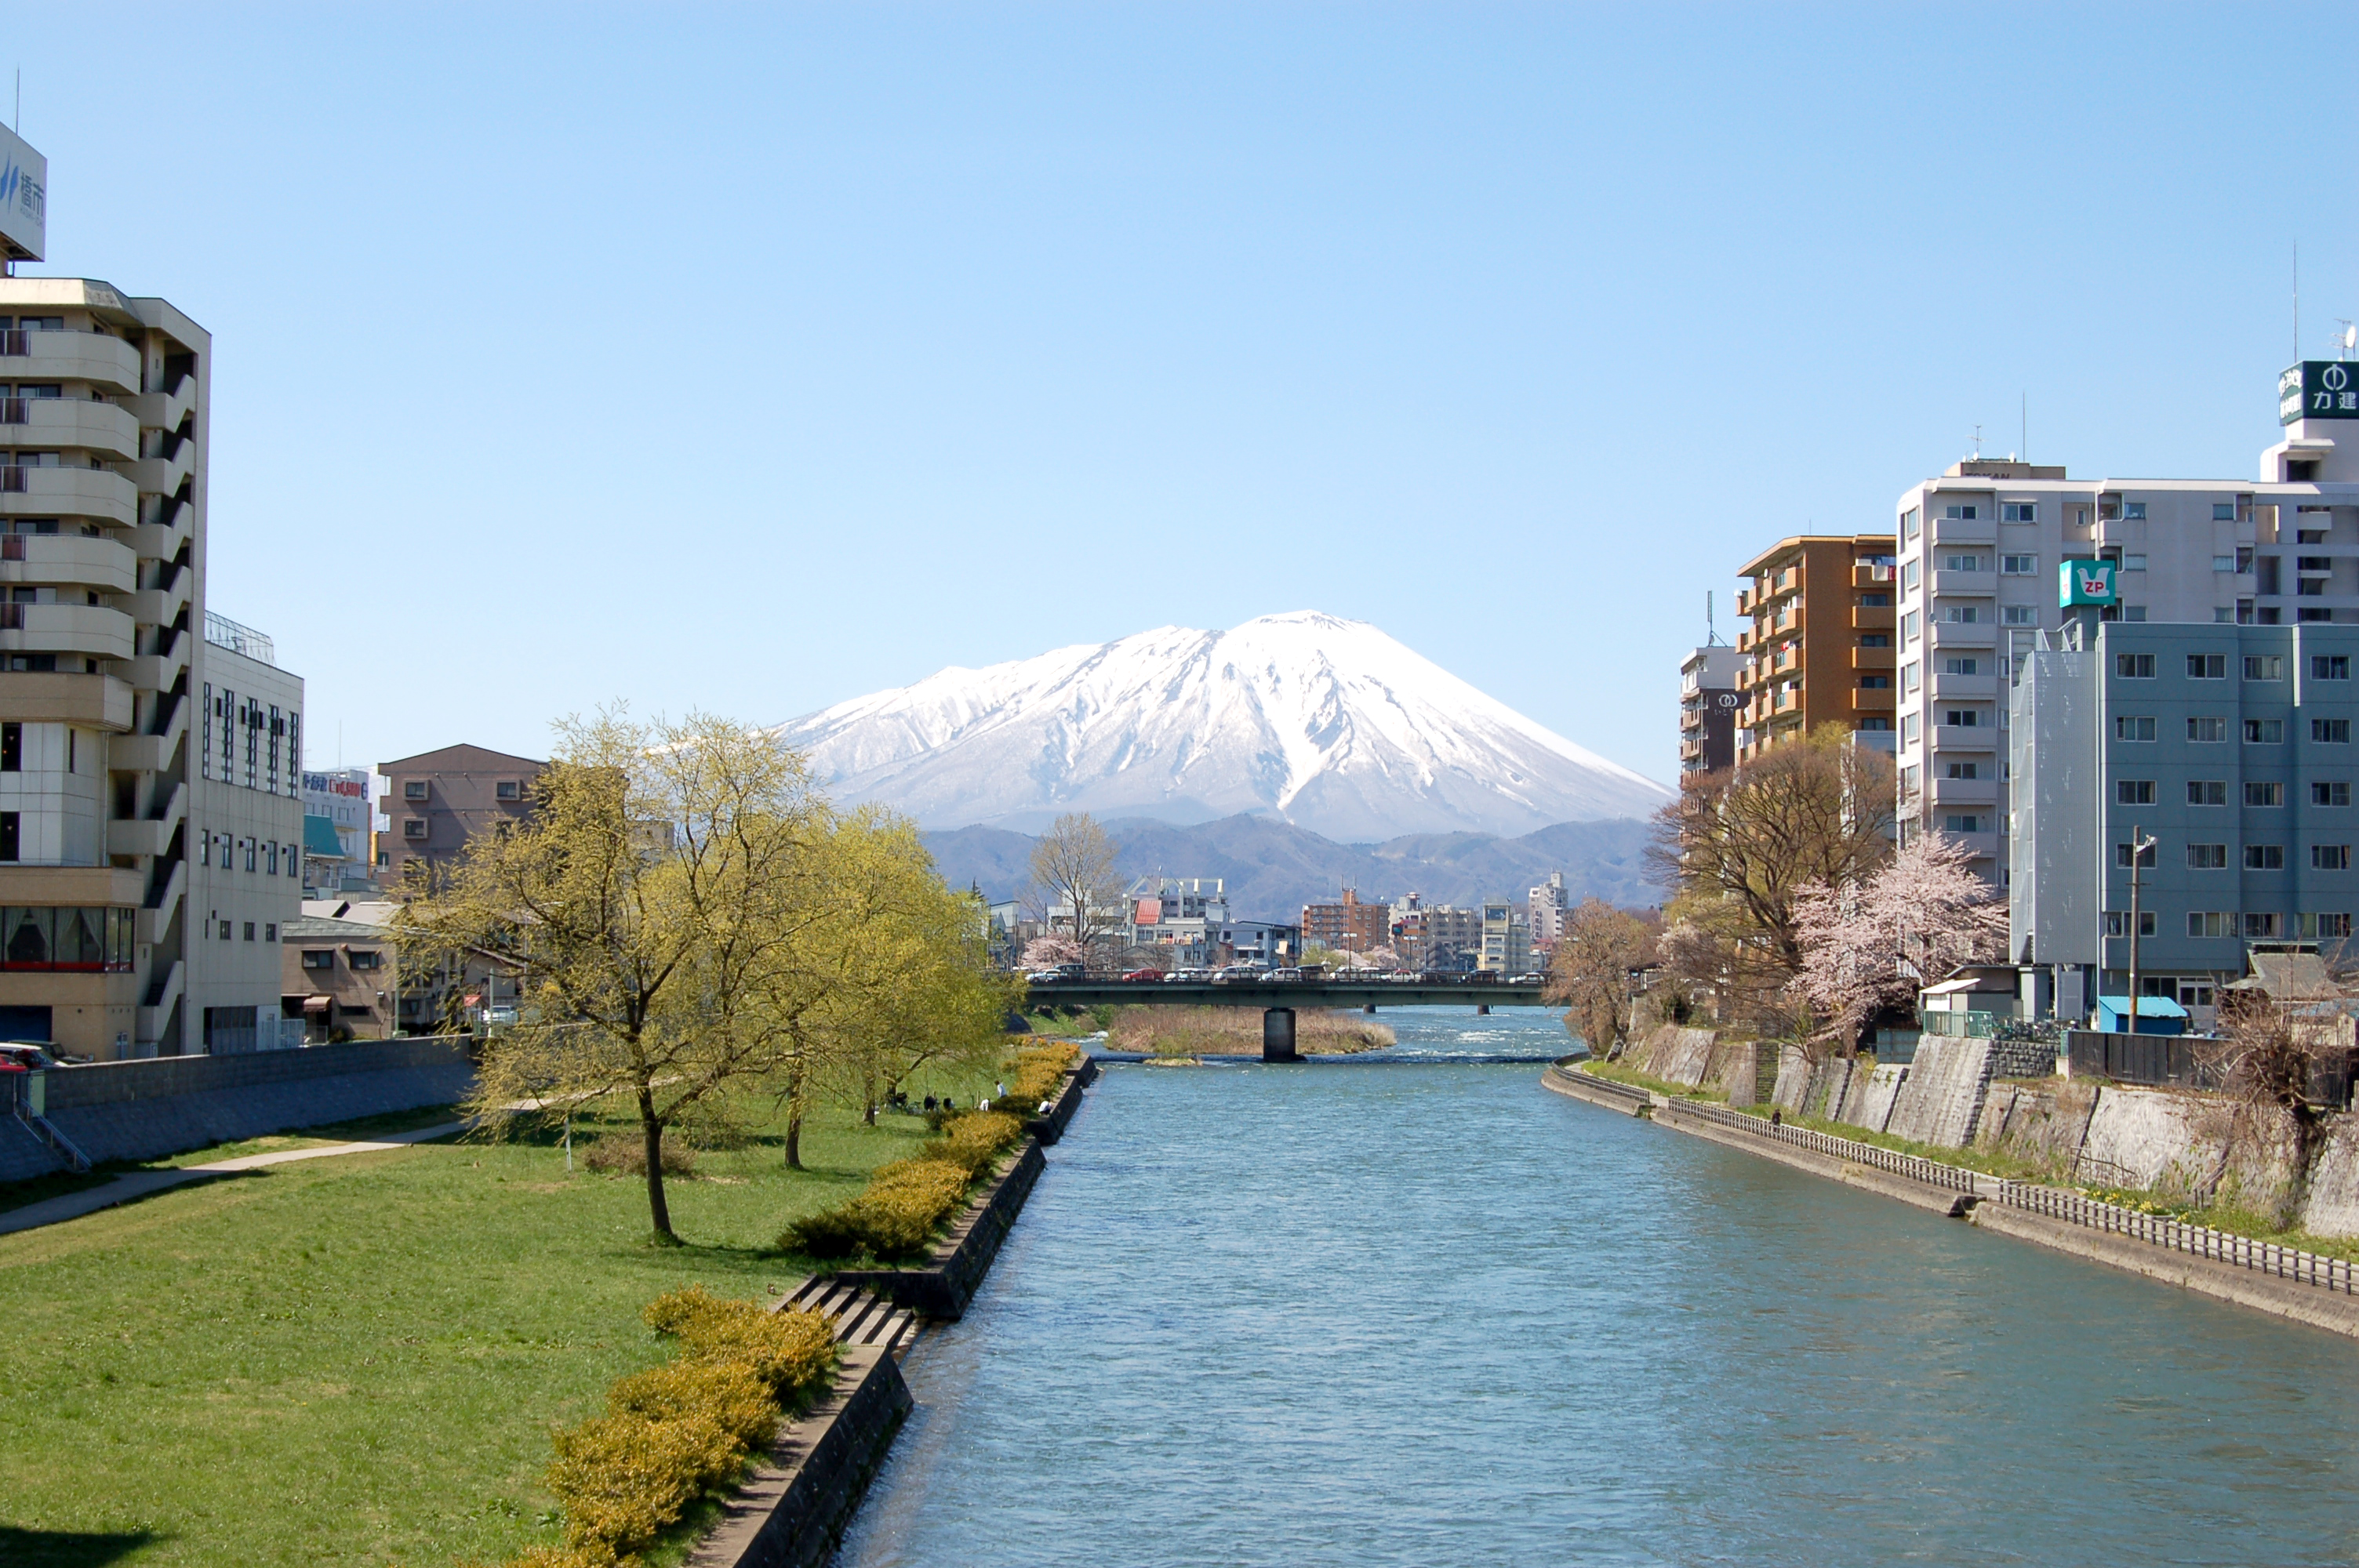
1025;978;1551;1060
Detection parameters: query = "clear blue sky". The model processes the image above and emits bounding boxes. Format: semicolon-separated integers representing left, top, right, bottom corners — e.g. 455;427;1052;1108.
13;5;2356;789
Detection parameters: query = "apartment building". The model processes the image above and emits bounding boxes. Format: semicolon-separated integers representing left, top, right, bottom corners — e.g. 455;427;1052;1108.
1732;535;1899;762
376;744;546;886
2011;622;2359;1029
1123;876;1231;967
1527;869;1571;949
300;764;373;891
189;615;304;1052
1301;887;1390;952
1677;645;1743;779
1901;365;2359;884
0;154;314;1057
1479;901;1533;975
1392;892;1482;970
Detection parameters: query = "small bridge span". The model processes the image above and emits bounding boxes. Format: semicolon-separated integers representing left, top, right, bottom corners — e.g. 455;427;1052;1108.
1025;979;1553;1062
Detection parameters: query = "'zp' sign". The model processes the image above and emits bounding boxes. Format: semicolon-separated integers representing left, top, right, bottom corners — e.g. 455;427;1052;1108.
2059;559;2117;608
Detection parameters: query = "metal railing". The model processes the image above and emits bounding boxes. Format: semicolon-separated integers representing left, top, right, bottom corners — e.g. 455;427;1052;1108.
1621;1077;2358;1297
202;610;274;666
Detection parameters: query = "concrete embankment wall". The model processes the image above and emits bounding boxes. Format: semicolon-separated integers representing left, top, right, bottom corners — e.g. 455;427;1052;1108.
1614;1022;2359;1236
1;1038;474;1181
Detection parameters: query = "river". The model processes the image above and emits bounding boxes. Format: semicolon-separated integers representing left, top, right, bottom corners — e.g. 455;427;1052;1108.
837;1007;2359;1566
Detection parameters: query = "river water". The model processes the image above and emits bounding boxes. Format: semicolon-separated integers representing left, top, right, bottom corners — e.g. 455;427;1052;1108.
837;1008;2359;1566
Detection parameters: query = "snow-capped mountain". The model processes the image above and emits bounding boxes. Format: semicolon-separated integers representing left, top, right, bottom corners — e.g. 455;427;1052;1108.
776;612;1670;840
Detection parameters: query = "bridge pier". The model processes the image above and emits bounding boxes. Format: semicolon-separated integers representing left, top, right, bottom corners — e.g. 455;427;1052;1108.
1362;1003;1376;1014
1476;1004;1490;1015
1263;1007;1299;1062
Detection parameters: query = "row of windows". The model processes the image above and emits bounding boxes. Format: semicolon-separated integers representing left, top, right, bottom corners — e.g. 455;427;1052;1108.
198;682;301;797
299;947;382;971
2103;911;2351;938
2123;842;2354;870
2116;653;2348;681
1905;499;2239;532
2118;779;2353;807
2114;717;2352;743
0;906;136;970
202;829;300;878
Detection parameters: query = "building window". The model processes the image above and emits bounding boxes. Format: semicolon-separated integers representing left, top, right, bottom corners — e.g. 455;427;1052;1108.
496;779;522;800
2002;605;2037;625
244;839;256;873
266;841;278;876
2001;554;2037;575
1945;815;1983;833
2104;911;2157;937
2245;845;2285;870
2215;503;2237;521
2002;503;2037;523
1943;658;1978;676
2315;781;2352;807
2123;553;2148;572
1858;675;1892;689
2315;655;2351;680
1949;761;1981;780
2247;782;2284;807
350;949;382;971
1947;709;1984;728
1858;717;1892;731
2245;719;2285;744
1901;662;1920;695
2114;654;2154;679
2315;719;2351;744
2185;844;2225;869
2190;717;2228;742
2117;780;2155;804
301;949;333;971
2122;605;2148;622
1942;554;1985;573
403;818;427;840
0;811;16;862
2187;654;2226;679
1903;561;1921;592
1945;504;1978;521
2245;913;2283;938
2245;655;2284;681
1901;714;1921;746
2189;779;2227;805
0;723;16;773
2113;716;2156;741
2123;501;2148;521
404;779;427;800
2215;555;2237;572
2315;845;2352;870
2188;912;2234;938
1943;605;1986;626
217;919;231;939
2306;913;2354;938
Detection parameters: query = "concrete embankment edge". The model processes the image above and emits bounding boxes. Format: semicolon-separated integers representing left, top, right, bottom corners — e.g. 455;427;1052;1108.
1547;1065;2359;1341
686;1345;914;1568
692;1057;1096;1566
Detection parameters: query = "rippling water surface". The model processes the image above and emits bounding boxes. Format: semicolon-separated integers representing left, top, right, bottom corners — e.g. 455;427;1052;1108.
838;1007;2359;1567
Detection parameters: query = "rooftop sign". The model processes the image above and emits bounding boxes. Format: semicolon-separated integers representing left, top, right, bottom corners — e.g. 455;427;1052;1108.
2059;559;2117;608
2281;361;2359;424
0;126;43;263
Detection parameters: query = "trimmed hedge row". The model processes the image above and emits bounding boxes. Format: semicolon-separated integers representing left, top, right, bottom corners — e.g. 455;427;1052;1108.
781;1111;1027;1261
1004;1040;1079;1111
495;1287;838;1567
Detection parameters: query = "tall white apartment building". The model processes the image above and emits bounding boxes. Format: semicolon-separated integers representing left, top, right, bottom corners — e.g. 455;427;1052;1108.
0;131;303;1058
1896;361;2359;885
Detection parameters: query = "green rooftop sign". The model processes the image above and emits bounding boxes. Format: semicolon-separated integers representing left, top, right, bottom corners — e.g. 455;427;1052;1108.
2059;559;2117;608
2281;361;2359;424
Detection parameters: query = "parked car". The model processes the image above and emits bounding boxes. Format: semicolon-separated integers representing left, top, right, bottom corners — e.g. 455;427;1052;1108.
1264;967;1304;983
1210;964;1263;982
1121;967;1165;982
1023;970;1067;984
0;1043;60;1071
1510;972;1546;985
1164;967;1210;982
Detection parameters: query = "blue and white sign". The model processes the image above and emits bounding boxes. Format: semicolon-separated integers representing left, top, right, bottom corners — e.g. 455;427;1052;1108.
0;126;43;263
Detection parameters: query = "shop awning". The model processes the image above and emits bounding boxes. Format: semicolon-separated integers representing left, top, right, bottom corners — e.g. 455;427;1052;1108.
303;994;332;1014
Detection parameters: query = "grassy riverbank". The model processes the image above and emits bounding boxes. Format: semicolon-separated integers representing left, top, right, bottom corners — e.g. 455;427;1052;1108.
1578;1058;2359;1265
1109;1005;1394;1057
0;1087;991;1568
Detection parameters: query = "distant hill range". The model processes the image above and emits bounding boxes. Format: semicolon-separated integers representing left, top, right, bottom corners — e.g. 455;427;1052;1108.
923;813;1663;925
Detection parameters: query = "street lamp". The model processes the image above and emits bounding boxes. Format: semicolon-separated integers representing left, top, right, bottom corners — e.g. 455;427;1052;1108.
2125;822;2157;1036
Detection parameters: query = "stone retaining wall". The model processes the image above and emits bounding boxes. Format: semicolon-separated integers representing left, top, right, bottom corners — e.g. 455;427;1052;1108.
1;1037;474;1181
1026;1054;1099;1145
831;1140;1045;1319
686;1345;913;1568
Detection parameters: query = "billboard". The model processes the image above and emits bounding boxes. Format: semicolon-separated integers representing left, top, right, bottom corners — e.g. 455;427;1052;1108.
0;125;43;262
2280;361;2359;425
2059;559;2117;608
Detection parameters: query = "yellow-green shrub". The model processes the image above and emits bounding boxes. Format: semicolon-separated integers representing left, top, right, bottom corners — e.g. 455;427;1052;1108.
518;1290;840;1567
1005;1042;1078;1107
917;1112;1024;1178
783;1157;972;1260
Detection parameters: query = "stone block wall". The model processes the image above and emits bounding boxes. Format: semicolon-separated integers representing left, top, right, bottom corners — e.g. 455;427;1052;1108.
1885;1036;1993;1148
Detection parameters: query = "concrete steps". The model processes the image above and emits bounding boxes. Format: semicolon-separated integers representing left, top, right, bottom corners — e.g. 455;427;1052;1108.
783;1278;916;1359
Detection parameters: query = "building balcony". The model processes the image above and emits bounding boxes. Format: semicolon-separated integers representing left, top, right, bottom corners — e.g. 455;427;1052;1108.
1853;563;1896;588
0;534;136;597
0;466;137;528
1932;827;2003;861
1931;672;1998;702
1852;686;1896;711
1928;620;1997;650
1929;517;1997;546
0;603;136;662
1930;775;1998;805
0;396;139;462
1932;723;1998;751
1851;646;1895;670
0;328;141;396
1932;568;1998;595
1852;605;1895;630
0;670;132;731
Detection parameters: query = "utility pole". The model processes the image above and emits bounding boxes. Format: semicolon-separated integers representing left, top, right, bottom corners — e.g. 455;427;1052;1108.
2126;823;2157;1035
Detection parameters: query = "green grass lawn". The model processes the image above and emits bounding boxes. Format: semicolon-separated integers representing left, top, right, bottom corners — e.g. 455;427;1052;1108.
0;1091;978;1568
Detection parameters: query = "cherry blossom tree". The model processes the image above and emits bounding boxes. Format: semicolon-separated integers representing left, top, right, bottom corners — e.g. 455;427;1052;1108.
1790;833;2007;1051
1021;934;1089;971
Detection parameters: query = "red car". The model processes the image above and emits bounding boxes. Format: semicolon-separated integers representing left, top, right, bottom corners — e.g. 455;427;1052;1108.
1121;967;1165;982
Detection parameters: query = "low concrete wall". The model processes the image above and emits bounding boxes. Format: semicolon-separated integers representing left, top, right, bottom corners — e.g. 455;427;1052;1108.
0;1037;475;1181
686;1343;913;1568
832;1140;1045;1319
1540;1062;1649;1115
